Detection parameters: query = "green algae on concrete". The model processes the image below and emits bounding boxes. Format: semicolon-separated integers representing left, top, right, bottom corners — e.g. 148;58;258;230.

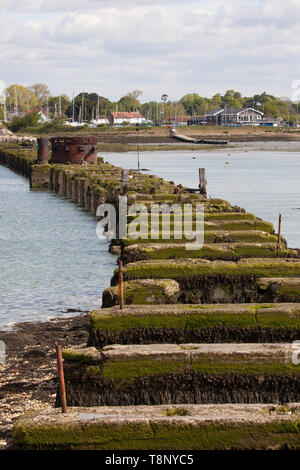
122;230;280;246
60;344;299;407
141;219;274;233
90;304;258;332
258;278;300;302
122;242;297;263
102;279;180;308
112;258;300;285
63;343;300;379
88;304;300;347
62;347;101;364
13;404;300;450
90;303;300;331
204;212;257;220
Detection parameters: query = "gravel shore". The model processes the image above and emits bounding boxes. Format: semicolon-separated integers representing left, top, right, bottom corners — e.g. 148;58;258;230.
0;314;89;449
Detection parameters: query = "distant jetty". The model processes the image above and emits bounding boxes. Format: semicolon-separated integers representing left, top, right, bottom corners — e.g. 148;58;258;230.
170;127;228;145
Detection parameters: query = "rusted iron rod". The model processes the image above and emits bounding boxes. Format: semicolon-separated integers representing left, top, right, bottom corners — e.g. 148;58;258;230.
118;258;124;310
55;342;67;413
278;214;282;243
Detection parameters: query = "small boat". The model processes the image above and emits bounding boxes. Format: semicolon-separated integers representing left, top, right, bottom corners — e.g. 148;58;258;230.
225;161;230;164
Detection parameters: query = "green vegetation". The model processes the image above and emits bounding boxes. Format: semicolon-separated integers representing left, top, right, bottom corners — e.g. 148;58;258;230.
102;357;189;380
164;407;189;416
98;143;226;152
13;415;300;450
123;243;296;263
102;279;180;307
62;348;100;364
117;259;300;283
178;90;298;125
123;230;279;246
90;309;256;332
6;112;40;132
90;304;300;333
139;220;274;233
204;212;257;220
190;356;300;375
2;83;298;127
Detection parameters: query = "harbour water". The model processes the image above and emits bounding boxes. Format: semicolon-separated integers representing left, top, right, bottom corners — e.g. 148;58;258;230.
1;148;299;329
0;164;116;330
105;149;300;247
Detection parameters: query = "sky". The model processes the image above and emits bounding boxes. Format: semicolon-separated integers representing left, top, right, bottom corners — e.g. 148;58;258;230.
0;0;300;102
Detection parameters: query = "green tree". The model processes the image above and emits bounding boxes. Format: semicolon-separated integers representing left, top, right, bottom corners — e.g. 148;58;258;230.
179;93;208;115
118;90;143;112
48;94;71;118
223;90;244;108
4;84;38;113
209;93;223;110
30;83;52;107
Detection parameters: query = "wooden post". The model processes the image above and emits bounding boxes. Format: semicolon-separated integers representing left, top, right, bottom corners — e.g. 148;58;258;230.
118;258;124;309
137;144;140;172
278;214;282;243
120;169;129;196
55;342;67;413
198;168;207;198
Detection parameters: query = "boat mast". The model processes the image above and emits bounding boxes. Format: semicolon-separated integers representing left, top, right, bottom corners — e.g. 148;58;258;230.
59;88;62;117
81;93;84;123
97;95;100;120
72;91;75;123
14;87;18;114
3;91;7;122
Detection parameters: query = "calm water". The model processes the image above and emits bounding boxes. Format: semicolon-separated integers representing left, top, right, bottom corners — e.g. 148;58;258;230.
0;165;116;330
1;149;299;329
104;150;300;248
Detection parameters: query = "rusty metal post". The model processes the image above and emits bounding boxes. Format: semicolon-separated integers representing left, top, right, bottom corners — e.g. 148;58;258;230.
37;137;48;163
118;258;124;309
278;214;282;243
55;342;67;413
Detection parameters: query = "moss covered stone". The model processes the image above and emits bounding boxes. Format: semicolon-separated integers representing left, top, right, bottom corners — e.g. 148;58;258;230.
62;347;101;364
88;303;300;347
13;404;300;450
60;343;299;407
102;279;180;307
112;258;300;285
258;278;300;302
122;230;279;246
122;243;297;263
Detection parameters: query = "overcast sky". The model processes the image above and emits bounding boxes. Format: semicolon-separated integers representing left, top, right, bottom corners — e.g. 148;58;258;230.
0;0;299;102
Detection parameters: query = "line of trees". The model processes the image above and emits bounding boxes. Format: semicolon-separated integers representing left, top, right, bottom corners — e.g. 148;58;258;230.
1;84;299;125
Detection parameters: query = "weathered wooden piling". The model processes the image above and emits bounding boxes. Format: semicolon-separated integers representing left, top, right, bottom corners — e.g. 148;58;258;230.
199;168;207;197
118;258;124;309
120;169;129;195
278;214;282;243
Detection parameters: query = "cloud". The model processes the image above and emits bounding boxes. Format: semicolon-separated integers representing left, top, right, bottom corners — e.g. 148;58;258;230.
0;0;299;100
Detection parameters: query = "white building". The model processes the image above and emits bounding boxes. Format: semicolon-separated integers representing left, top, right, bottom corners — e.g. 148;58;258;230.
90;116;109;125
108;111;145;125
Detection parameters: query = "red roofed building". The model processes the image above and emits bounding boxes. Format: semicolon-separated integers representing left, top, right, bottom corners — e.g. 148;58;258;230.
108;111;145;125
